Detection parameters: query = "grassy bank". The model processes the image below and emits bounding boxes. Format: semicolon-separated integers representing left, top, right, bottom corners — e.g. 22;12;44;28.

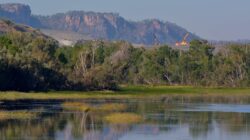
0;86;250;101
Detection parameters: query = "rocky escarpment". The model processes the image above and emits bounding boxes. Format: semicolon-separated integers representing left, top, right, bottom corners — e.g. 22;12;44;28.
0;3;40;27
38;11;199;45
0;3;199;45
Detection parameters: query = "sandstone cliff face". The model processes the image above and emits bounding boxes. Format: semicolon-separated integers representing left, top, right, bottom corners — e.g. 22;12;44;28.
38;12;134;41
0;3;30;23
0;3;40;27
0;3;199;45
0;3;30;15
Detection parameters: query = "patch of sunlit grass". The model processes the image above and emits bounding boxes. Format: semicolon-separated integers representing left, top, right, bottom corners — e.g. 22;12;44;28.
97;103;127;112
1;86;250;101
0;111;37;120
104;113;143;124
62;102;91;111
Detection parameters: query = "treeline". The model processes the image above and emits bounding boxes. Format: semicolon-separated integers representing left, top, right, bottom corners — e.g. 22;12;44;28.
57;40;250;88
0;30;250;91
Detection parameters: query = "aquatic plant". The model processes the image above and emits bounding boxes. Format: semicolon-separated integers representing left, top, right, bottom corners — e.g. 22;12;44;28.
0;111;37;120
104;113;143;124
98;103;127;112
62;102;91;111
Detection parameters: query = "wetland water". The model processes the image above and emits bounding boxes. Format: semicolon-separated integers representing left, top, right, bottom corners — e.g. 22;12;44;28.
1;98;250;140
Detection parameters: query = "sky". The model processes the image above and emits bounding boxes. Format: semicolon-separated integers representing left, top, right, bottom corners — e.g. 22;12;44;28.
0;0;250;41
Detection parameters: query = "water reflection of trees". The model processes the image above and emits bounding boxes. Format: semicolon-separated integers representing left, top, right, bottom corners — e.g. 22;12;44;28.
216;113;250;133
62;110;133;140
1;101;250;140
134;100;250;137
0;110;135;140
0;113;60;140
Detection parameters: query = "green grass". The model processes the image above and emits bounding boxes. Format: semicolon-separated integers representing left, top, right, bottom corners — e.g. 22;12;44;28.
0;85;250;101
119;85;250;94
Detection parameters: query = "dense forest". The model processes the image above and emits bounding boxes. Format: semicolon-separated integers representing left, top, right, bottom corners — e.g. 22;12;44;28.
0;20;250;91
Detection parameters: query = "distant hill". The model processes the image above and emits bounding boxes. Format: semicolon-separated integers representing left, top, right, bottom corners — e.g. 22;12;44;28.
0;3;199;45
0;19;49;39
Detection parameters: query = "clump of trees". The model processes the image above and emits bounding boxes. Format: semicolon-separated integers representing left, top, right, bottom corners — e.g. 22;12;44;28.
1;27;250;91
0;30;119;91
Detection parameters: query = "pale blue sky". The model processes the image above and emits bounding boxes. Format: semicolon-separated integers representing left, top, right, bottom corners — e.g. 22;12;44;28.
1;0;250;40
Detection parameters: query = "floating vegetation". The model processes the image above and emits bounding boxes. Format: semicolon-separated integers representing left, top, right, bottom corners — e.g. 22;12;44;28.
104;113;143;124
62;102;91;111
98;103;127;112
0;111;37;120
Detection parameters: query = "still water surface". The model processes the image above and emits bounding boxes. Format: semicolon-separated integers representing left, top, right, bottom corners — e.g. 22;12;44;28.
0;98;250;140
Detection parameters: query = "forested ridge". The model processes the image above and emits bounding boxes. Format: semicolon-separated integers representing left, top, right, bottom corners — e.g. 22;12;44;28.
0;20;250;91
